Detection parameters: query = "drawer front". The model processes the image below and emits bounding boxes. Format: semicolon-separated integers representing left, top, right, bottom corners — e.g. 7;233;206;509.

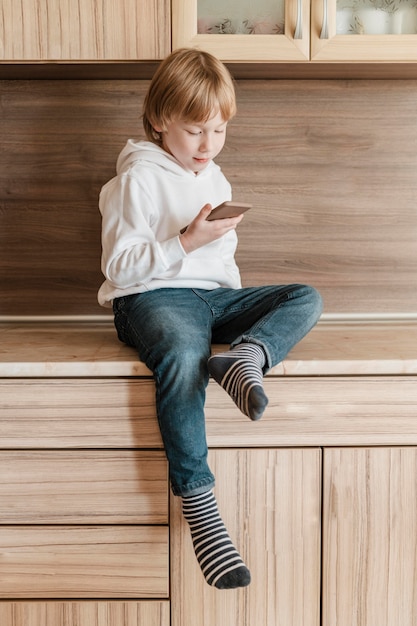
1;379;162;448
3;376;417;448
0;601;170;626
0;451;168;524
205;376;417;447
0;526;169;598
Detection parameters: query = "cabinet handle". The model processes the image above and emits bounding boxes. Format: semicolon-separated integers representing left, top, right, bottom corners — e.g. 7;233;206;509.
294;0;303;38
320;0;329;38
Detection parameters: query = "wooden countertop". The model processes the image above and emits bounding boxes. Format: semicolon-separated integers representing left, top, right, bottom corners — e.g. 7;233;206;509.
1;320;416;378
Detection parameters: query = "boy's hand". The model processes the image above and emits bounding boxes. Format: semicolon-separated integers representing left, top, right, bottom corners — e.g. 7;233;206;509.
179;204;243;254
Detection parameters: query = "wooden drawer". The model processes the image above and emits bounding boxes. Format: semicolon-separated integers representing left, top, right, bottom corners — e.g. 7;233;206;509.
0;451;168;523
0;526;169;598
0;379;162;448
0;601;170;626
3;376;417;448
205;376;417;447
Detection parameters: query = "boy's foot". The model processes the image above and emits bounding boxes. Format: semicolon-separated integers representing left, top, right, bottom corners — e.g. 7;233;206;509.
182;490;251;589
208;342;268;421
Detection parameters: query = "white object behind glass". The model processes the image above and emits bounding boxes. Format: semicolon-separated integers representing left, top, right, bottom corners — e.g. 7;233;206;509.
336;0;417;34
197;0;285;34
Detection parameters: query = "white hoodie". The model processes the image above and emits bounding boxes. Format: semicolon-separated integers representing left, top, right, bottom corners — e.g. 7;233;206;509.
98;140;241;307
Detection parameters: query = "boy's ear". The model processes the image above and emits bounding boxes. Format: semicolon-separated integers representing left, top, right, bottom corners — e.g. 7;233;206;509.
152;121;164;133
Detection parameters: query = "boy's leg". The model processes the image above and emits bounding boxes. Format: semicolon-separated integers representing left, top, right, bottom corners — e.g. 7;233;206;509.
113;290;250;588
204;284;322;419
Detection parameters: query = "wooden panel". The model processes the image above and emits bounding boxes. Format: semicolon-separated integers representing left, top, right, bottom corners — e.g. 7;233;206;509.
205;376;417;447
3;61;417;81
322;448;417;626
1;80;416;316
2;375;417;448
0;601;170;626
171;448;321;626
0;0;169;61
0;321;152;377
0;451;167;524
230;81;417;315
0;379;162;448
0;526;169;598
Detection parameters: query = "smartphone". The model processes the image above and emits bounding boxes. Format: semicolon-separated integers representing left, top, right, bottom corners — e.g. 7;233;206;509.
180;200;252;233
206;200;252;221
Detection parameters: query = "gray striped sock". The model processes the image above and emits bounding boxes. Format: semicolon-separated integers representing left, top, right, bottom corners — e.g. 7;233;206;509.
182;490;251;589
208;343;268;420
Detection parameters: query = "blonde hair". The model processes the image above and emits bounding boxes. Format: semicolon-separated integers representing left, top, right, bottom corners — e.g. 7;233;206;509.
143;48;236;145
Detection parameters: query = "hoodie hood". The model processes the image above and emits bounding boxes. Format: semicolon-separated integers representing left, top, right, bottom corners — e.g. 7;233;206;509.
116;139;217;179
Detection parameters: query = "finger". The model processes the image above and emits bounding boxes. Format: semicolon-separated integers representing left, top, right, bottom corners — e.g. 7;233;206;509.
200;203;213;218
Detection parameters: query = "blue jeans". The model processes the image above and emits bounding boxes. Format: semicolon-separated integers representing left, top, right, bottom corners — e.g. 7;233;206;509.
113;285;322;496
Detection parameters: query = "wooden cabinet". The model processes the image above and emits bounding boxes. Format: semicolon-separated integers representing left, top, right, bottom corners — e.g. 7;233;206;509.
0;373;170;625
171;440;417;626
172;0;311;61
1;323;417;625
170;447;417;626
311;2;417;61
0;0;170;61
2;0;417;65
172;0;417;62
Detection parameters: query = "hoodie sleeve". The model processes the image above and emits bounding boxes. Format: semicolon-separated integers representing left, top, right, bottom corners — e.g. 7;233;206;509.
99;173;187;290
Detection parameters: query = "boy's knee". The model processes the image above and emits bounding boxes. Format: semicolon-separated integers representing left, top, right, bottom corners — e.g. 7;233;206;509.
159;341;210;371
305;285;323;319
290;284;323;319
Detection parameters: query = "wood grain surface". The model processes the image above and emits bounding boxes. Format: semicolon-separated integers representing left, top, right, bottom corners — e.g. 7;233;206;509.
322;447;417;625
0;526;169;598
0;450;168;523
0;0;169;61
0;601;170;626
171;448;321;626
1;79;416;316
2;373;417;448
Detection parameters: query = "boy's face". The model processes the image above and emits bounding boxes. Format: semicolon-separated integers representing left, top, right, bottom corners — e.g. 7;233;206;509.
155;110;228;174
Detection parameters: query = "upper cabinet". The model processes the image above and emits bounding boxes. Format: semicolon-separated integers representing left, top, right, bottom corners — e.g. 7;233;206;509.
312;0;417;60
172;0;417;62
0;0;170;61
173;0;311;61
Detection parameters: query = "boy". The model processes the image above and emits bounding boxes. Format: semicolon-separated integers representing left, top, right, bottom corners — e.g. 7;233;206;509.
98;47;322;589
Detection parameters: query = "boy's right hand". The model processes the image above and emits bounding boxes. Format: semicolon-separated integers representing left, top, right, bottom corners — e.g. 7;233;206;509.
179;204;243;254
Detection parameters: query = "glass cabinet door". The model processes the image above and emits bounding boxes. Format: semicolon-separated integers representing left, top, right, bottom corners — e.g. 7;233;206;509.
172;0;310;60
311;0;417;60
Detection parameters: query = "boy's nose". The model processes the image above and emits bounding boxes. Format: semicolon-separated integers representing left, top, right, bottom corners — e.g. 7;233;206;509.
199;135;212;152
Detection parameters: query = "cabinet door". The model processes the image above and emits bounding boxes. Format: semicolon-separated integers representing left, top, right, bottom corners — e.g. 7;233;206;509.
171;448;321;626
311;0;417;60
322;448;417;626
0;0;169;61
172;0;310;61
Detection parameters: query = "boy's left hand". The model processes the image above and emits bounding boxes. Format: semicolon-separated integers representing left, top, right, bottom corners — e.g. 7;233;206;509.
179;203;243;254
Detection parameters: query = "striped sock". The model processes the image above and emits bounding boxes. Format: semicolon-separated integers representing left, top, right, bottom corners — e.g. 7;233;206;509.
182;490;251;589
208;342;268;420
